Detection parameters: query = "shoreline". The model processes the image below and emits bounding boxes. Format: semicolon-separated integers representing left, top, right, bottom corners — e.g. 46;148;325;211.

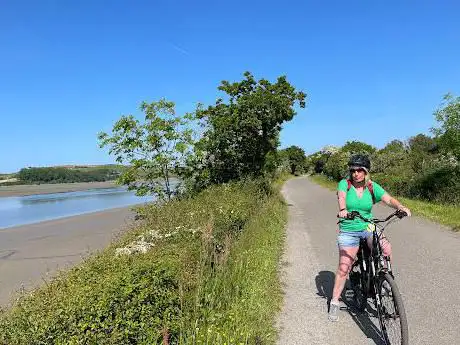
0;204;139;231
0;205;136;306
0;181;118;198
0;201;147;230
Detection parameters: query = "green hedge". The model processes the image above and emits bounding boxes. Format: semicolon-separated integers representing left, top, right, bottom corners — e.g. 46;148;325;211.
372;166;460;204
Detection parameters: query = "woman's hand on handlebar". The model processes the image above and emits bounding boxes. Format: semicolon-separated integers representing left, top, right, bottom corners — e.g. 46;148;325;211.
398;206;411;217
338;209;348;218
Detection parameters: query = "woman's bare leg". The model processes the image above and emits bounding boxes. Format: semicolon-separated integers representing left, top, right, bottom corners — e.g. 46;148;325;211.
331;246;359;303
367;233;392;261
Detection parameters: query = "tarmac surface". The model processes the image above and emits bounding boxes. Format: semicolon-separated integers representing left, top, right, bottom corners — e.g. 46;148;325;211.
277;177;459;345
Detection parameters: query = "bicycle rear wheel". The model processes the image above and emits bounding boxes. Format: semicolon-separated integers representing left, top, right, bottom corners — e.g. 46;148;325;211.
376;273;408;345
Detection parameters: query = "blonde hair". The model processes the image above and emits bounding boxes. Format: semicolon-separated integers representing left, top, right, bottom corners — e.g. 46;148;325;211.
348;171;371;185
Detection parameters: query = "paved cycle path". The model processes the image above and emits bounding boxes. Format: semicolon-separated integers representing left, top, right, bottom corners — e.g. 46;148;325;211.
277;177;459;345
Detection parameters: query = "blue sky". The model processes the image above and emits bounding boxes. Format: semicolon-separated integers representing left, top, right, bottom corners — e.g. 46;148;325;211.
1;1;459;173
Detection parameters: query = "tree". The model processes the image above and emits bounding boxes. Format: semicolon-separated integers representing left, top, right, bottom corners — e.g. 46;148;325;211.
263;150;284;176
281;146;306;175
372;140;408;174
408;134;437;154
320;145;340;156
323;149;350;181
306;146;339;174
17;167;119;183
380;140;406;153
193;71;306;184
407;133;438;172
342;141;376;154
432;93;460;160
98;99;195;201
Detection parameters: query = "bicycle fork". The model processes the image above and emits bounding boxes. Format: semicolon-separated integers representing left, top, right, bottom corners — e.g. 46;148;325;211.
367;256;387;299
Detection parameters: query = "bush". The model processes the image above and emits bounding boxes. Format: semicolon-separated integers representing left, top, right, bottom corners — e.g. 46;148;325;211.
0;179;281;344
0;251;183;344
408;166;460;204
371;150;408;174
373;165;460;204
323;150;350;181
311;134;460;206
372;172;414;197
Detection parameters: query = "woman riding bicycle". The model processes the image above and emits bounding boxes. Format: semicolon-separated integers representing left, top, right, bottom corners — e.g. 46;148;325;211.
328;154;411;322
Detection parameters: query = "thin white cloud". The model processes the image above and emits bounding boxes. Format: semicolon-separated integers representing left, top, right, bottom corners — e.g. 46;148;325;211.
170;43;190;55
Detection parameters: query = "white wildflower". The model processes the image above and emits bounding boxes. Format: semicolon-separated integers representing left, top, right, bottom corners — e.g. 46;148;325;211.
189;228;201;234
131;239;154;254
116;248;132;256
115;238;154;256
149;229;163;239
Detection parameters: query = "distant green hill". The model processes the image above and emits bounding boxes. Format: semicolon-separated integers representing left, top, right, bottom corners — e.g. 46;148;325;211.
2;165;127;185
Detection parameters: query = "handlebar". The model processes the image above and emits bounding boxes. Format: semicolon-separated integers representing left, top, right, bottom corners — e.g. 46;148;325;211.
338;209;407;224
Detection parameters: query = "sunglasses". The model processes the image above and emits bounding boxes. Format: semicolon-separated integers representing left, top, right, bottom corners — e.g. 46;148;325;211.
350;168;366;174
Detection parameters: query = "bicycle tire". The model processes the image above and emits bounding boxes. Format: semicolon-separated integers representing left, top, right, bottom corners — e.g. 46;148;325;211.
349;263;367;311
376;273;409;345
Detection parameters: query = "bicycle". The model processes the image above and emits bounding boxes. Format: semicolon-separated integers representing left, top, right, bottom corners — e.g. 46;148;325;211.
339;210;409;345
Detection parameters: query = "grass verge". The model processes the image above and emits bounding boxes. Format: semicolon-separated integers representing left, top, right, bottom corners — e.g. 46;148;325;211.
0;177;288;344
309;174;460;231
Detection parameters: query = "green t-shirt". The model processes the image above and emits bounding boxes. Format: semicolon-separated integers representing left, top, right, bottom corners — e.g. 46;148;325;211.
337;179;386;232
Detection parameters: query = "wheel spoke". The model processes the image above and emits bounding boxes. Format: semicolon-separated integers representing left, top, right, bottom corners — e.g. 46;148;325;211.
349;264;367;312
378;275;407;345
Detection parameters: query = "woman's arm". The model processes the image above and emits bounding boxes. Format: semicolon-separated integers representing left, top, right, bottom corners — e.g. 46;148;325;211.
337;191;348;218
381;193;412;216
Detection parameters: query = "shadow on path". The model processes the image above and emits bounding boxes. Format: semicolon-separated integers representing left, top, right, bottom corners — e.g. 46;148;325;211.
315;270;386;345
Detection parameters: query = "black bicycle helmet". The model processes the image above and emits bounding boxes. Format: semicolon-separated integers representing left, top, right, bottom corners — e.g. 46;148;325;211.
348;154;371;171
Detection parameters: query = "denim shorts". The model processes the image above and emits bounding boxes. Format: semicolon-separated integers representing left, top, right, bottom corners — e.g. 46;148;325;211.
337;230;372;248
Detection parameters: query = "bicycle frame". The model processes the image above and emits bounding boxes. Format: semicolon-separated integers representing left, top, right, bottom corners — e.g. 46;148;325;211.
340;209;408;345
342;210;406;300
360;230;389;303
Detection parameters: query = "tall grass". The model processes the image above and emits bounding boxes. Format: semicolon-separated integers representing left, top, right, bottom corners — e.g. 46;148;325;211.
0;177;288;344
178;189;286;343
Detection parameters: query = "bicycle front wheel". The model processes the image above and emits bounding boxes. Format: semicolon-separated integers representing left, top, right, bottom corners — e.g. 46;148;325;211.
349;262;367;312
376;273;409;345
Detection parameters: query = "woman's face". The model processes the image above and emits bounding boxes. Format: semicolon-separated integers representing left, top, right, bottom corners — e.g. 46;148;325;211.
350;168;366;183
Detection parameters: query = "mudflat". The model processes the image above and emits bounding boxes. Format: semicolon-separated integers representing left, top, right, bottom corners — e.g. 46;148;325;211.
0;206;136;307
0;181;118;197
